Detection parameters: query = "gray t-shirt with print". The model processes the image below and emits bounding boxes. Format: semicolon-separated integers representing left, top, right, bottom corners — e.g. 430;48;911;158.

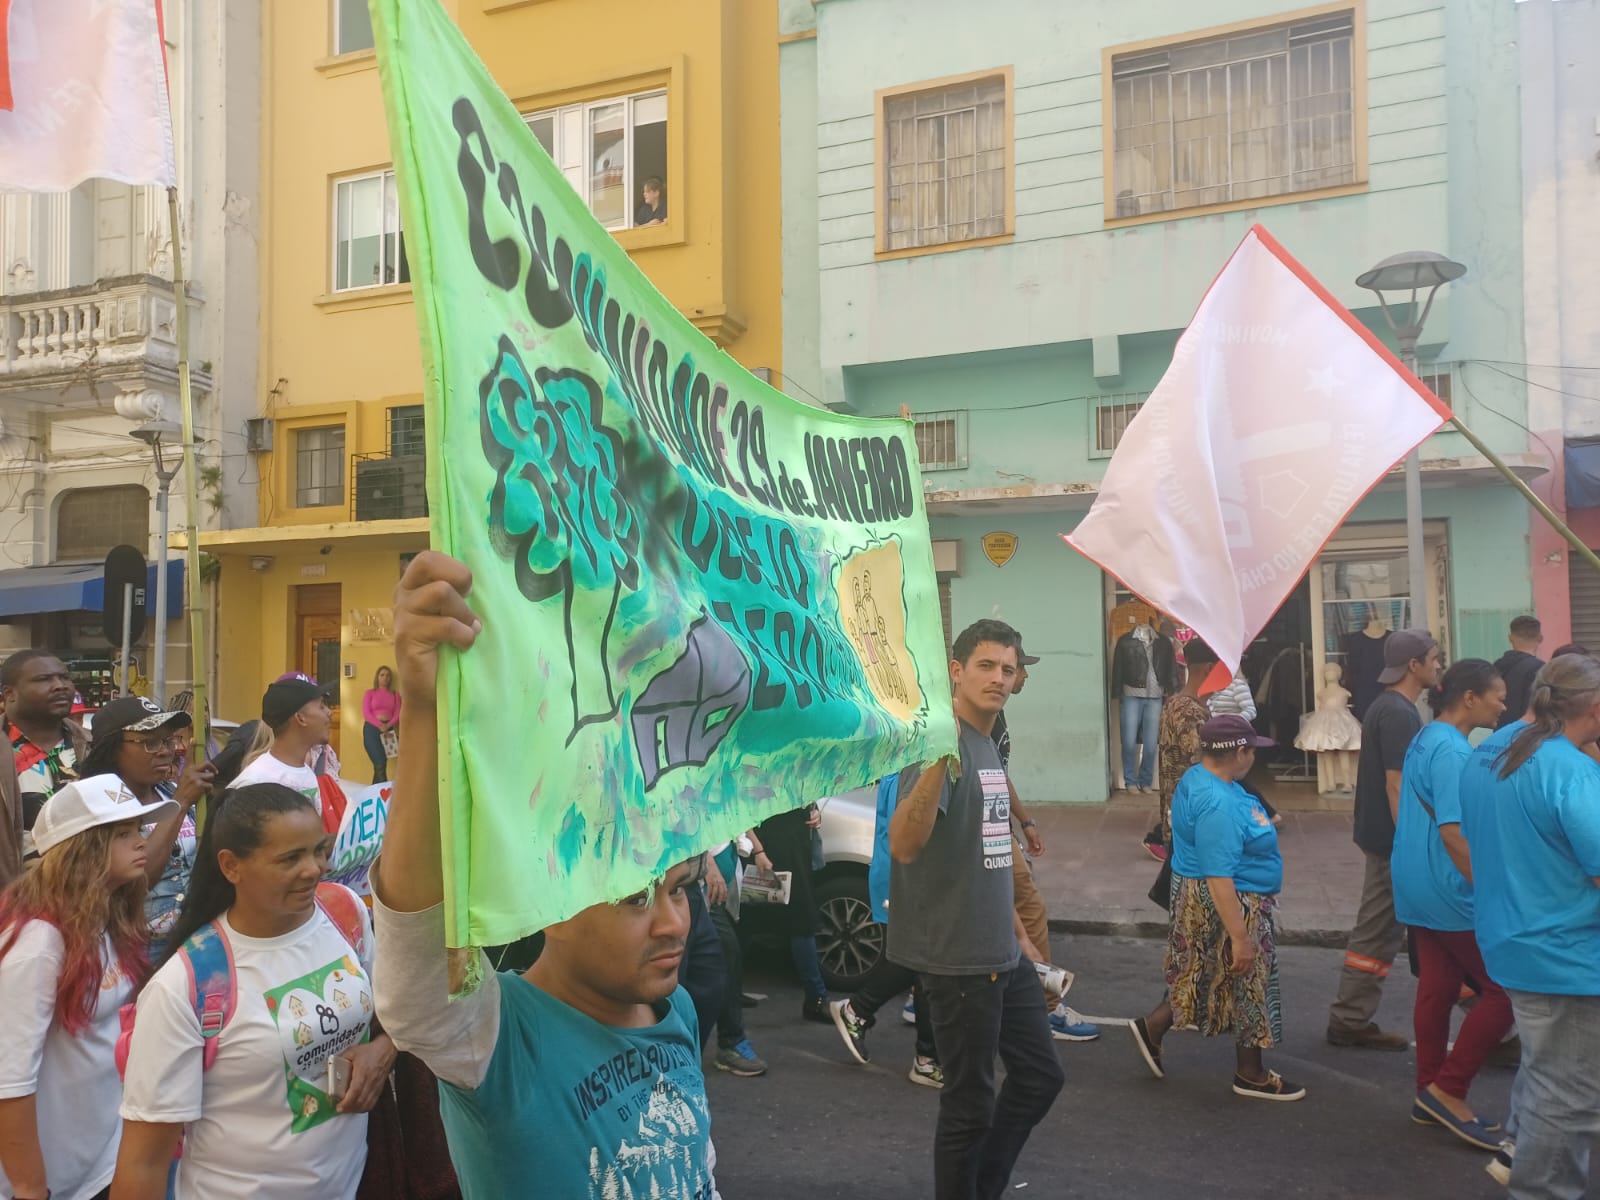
887;720;1020;976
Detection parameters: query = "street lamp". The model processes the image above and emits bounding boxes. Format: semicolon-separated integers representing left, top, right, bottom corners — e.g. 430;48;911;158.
1355;250;1467;634
131;418;181;706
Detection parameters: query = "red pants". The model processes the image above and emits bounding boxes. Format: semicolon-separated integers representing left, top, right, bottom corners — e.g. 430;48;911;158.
1412;925;1513;1099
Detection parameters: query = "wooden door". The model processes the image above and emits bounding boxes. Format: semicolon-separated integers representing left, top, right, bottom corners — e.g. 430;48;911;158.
294;584;342;755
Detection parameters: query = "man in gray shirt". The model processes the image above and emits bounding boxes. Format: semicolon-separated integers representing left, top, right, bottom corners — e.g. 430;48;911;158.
889;618;1064;1200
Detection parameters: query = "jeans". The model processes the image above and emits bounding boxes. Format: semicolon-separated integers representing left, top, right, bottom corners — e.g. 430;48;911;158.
1328;852;1404;1032
363;721;388;784
1119;696;1162;789
852;943;937;1061
1506;990;1600;1200
1412;926;1512;1101
709;904;747;1048
791;935;828;1001
921;963;1064;1200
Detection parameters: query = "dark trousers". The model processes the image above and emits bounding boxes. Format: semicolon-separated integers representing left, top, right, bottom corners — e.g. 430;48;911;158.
852;942;937;1061
709;903;747;1048
363;721;388;784
921;963;1065;1200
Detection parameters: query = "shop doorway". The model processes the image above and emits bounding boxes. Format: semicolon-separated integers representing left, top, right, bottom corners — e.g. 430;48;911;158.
294;584;342;755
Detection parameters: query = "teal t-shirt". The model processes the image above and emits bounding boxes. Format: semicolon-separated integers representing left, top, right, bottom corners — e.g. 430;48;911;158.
1169;765;1282;894
437;978;714;1199
1391;722;1474;932
1460;724;1600;995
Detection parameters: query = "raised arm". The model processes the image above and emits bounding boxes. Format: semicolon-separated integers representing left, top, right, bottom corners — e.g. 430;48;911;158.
371;552;480;914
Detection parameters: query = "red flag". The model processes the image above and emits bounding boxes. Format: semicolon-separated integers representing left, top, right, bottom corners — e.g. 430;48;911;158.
1064;225;1450;676
0;0;175;190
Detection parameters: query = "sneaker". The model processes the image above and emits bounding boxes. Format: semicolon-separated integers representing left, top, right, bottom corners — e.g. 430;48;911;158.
1486;1141;1514;1187
1232;1070;1307;1102
801;996;833;1024
1142;838;1169;862
1413;1089;1503;1151
908;1056;944;1089
1050;1007;1101;1042
830;999;870;1064
901;995;917;1025
1129;1016;1165;1079
1326;1022;1410;1051
714;1040;768;1077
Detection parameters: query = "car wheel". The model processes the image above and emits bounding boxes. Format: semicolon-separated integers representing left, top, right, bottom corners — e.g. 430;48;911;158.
814;872;884;993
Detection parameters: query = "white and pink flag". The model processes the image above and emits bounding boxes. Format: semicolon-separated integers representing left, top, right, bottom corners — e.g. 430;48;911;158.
0;0;175;191
1064;225;1451;676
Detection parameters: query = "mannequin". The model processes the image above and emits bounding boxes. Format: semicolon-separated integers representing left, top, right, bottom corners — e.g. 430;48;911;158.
1296;662;1361;794
1342;607;1392;719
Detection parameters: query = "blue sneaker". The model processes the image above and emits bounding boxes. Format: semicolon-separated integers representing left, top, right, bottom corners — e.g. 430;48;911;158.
902;995;917;1025
1050;1006;1101;1042
714;1039;768;1077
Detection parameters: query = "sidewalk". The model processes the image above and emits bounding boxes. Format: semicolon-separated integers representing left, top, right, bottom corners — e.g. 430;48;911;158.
1030;786;1362;947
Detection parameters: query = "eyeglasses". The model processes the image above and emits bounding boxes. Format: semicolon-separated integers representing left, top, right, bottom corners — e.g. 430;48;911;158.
131;734;182;754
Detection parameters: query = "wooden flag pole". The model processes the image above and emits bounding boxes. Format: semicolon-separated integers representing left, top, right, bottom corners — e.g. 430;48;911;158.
1449;415;1600;577
166;186;210;758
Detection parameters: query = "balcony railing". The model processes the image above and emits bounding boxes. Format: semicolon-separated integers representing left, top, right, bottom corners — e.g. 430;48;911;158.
351;453;428;522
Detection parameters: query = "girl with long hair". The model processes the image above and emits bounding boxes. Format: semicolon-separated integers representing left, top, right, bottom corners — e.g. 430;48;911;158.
0;775;173;1200
360;666;400;785
113;784;394;1200
1390;659;1509;1148
1460;653;1600;1192
77;698;218;962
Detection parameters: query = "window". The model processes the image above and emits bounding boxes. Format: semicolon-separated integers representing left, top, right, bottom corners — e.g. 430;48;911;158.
334;0;374;54
524;90;668;231
295;425;346;508
1089;394;1150;458
333;170;410;292
881;72;1010;252
1417;365;1453;407
388;405;425;458
912;411;967;471
1110;11;1357;218
56;485;149;562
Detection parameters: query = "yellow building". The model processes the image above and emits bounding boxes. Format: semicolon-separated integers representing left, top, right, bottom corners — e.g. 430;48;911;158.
205;0;783;762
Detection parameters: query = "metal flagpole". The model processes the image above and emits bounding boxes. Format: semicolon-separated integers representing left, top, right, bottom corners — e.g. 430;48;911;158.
166;187;210;757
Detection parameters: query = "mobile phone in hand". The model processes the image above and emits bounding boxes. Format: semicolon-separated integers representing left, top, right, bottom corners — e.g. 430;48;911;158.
327;1055;353;1100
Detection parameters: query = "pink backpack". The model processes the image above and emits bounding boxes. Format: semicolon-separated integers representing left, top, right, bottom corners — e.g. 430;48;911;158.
116;882;367;1078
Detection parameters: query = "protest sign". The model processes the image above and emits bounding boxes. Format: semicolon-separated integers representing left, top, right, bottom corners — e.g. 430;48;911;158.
325;781;391;897
370;0;956;946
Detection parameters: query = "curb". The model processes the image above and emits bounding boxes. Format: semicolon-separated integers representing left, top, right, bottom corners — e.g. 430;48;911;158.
1052;916;1349;950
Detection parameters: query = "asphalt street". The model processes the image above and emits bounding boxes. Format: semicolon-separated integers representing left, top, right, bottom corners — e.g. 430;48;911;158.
706;934;1537;1200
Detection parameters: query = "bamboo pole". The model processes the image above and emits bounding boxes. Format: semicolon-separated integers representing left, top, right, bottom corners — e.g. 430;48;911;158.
166;186;210;759
1448;415;1600;576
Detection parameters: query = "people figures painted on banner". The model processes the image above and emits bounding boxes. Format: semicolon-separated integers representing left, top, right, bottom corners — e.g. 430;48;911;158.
369;551;716;1200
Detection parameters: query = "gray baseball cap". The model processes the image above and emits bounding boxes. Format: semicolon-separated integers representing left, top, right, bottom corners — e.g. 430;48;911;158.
1377;628;1438;684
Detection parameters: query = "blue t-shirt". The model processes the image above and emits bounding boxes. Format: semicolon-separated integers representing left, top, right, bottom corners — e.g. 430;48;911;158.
1460;723;1600;996
1170;765;1282;894
1391;722;1475;931
438;979;714;1199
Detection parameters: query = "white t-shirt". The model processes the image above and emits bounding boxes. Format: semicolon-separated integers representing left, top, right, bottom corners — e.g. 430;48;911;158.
229;752;322;814
119;891;375;1200
0;924;133;1200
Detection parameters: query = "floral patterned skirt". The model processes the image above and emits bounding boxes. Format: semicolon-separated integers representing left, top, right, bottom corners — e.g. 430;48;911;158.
1164;873;1282;1048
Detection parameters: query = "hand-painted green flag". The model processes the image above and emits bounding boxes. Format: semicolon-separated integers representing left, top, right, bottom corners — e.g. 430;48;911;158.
370;0;957;947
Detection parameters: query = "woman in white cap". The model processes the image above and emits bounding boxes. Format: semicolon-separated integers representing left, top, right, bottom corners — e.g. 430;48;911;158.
77;697;217;963
1129;714;1305;1102
0;775;173;1200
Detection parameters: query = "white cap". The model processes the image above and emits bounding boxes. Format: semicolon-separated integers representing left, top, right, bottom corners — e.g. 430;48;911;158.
31;774;178;856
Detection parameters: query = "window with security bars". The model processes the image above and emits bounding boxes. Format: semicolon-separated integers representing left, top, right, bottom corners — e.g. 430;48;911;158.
388;405;425;458
883;74;1008;251
913;411;966;471
1110;11;1357;218
1089;395;1149;458
1417;365;1454;407
56;485;149;562
295;425;346;508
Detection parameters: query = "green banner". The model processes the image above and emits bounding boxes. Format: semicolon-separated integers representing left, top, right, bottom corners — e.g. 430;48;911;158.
370;0;956;947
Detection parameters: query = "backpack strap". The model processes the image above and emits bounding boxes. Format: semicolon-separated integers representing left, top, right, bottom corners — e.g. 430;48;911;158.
315;881;368;962
180;920;237;1072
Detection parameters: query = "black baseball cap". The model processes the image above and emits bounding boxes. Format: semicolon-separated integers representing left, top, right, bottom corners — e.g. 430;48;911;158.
1199;714;1274;752
91;696;191;744
262;674;324;729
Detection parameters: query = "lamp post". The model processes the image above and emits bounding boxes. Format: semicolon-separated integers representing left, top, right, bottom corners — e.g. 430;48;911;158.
131;418;182;706
1355;251;1467;632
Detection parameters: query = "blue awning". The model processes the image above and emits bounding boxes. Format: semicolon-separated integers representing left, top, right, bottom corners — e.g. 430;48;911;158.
0;558;184;620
